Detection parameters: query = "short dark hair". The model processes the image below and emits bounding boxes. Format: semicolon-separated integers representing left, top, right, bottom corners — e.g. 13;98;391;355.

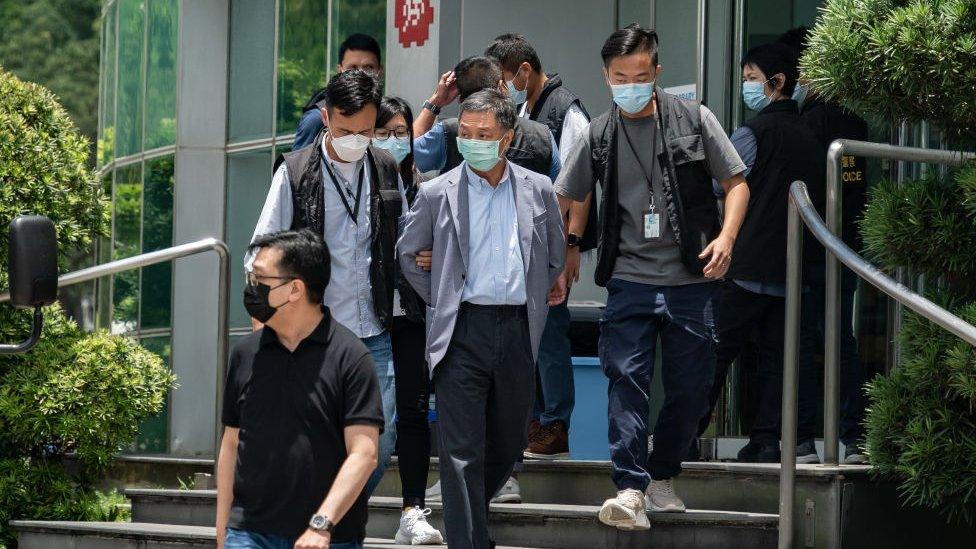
777;26;811;60
453;56;503;102
741;42;799;97
601;23;659;67
338;33;382;66
377;96;415;182
459;89;517;131
484;33;543;73
248;229;330;304
323;69;382;116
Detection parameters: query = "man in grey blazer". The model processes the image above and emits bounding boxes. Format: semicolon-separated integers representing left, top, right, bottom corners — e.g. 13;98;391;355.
398;89;566;549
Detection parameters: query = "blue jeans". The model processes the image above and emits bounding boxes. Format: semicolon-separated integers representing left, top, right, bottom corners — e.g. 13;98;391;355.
533;299;575;427
363;331;396;496
225;528;362;549
600;279;718;488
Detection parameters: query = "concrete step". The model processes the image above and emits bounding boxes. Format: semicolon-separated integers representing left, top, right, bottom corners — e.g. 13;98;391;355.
10;522;538;549
123;490;778;549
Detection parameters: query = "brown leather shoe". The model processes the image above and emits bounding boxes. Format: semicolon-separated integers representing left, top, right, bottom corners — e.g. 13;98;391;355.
525;419;541;453
523;420;570;459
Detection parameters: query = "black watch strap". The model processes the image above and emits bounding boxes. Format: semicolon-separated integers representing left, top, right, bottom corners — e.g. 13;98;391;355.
567;233;581;247
423;100;441;115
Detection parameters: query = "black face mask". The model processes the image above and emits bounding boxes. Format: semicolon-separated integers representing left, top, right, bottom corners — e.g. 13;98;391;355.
243;281;291;323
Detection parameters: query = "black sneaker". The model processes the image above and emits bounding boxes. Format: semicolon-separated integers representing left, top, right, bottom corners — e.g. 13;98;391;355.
796;440;821;464
843;442;868;465
736;440;780;463
684;438;701;462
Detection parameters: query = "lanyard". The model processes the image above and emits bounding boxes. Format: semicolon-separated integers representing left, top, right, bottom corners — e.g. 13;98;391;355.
618;114;659;206
323;158;365;223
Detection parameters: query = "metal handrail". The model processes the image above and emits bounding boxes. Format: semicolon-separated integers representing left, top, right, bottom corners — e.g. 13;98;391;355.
822;139;976;465
781;182;976;548
0;237;230;463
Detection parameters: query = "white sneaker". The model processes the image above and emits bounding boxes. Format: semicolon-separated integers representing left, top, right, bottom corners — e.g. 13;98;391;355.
598;488;650;531
490;476;522;504
394;507;444;545
425;480;442;503
645;479;686;513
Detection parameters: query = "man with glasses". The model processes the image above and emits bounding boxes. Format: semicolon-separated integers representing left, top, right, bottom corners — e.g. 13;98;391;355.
246;69;403;498
220;230;383;549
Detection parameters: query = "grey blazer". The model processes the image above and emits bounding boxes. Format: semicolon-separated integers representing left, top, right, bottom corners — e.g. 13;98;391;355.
397;161;566;374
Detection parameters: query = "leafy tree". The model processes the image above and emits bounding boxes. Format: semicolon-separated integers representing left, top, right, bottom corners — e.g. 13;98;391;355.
807;0;976;525
0;0;101;145
0;69;175;547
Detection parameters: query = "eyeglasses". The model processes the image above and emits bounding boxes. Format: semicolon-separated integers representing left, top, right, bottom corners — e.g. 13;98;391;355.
373;126;410;140
245;270;294;288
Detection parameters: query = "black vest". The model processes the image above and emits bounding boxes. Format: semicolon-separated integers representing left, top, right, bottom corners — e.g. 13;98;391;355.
282;131;402;330
527;74;598;252
588;88;720;287
395;168;429;325
442;116;553;177
728;99;826;283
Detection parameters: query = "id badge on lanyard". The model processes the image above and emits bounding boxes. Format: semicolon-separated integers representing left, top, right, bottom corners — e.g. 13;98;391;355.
643;197;662;241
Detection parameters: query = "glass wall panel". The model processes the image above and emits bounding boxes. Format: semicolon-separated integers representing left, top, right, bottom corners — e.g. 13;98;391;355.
329;0;385;69
141;155;175;329
134;336;171;453
226;149;273;328
228;0;276;143
113;164;142;334
276;0;328;137
116;0;146;157
616;0;651;28
145;0;178;149
98;2;118;166
96;172;114;331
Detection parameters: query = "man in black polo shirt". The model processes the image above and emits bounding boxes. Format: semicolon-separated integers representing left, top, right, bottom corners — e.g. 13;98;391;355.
217;230;384;549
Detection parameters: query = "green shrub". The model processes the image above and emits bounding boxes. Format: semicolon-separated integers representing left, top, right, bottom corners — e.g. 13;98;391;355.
801;0;976;135
0;69;176;547
865;301;976;525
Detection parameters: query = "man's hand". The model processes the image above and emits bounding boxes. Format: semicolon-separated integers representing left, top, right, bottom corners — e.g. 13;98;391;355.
429;71;458;108
548;273;567;306
564;247;581;288
294;529;331;548
700;234;735;279
416;250;432;272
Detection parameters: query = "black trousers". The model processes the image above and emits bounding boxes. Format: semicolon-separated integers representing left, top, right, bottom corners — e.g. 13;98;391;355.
391;316;432;508
434;304;535;549
700;281;785;445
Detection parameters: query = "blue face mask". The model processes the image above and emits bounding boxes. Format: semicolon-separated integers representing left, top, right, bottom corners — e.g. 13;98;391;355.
456;136;504;172
506;68;528;106
372;136;411;164
792;83;809;107
610;82;654;114
742;80;772;111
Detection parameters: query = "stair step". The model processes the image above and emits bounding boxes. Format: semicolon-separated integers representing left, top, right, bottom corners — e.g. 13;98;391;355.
123;490;778;549
10;521;538;549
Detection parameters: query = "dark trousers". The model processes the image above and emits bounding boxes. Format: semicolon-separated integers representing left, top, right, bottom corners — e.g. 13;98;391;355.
798;266;865;444
434;304;535;549
533;299;575;427
391;316;431;508
601;279;718;489
701;281;785;445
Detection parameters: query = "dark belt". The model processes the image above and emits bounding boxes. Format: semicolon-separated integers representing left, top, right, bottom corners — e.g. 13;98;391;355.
459;302;528;319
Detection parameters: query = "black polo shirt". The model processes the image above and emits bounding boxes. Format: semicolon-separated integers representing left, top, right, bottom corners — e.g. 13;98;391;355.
221;307;384;542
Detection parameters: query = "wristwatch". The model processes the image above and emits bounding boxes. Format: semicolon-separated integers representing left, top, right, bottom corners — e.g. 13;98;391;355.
423;99;442;115
308;514;335;533
567;233;581;248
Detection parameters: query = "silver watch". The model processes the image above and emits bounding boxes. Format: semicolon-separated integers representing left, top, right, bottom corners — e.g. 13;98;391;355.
308;514;334;533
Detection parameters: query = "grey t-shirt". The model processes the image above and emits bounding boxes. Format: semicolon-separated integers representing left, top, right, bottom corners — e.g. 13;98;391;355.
554;104;745;285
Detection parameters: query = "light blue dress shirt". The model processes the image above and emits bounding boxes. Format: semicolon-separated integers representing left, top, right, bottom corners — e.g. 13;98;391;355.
245;140;384;339
461;162;527;306
413;121;563;181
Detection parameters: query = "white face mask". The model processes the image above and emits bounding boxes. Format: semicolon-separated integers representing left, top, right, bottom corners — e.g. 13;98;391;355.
330;133;371;162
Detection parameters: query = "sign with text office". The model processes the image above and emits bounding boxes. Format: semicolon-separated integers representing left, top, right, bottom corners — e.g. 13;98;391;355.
386;0;440;112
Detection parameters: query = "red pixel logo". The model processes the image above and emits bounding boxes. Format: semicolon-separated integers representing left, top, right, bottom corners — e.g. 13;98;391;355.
395;0;435;48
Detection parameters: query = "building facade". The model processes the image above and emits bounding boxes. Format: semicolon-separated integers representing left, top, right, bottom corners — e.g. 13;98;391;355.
97;0;891;457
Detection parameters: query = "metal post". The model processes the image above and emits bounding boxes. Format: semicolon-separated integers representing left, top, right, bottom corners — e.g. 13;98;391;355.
891;122;909;368
696;0;707;102
731;0;746;129
213;244;230;468
823;142;844;465
780;184;805;549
